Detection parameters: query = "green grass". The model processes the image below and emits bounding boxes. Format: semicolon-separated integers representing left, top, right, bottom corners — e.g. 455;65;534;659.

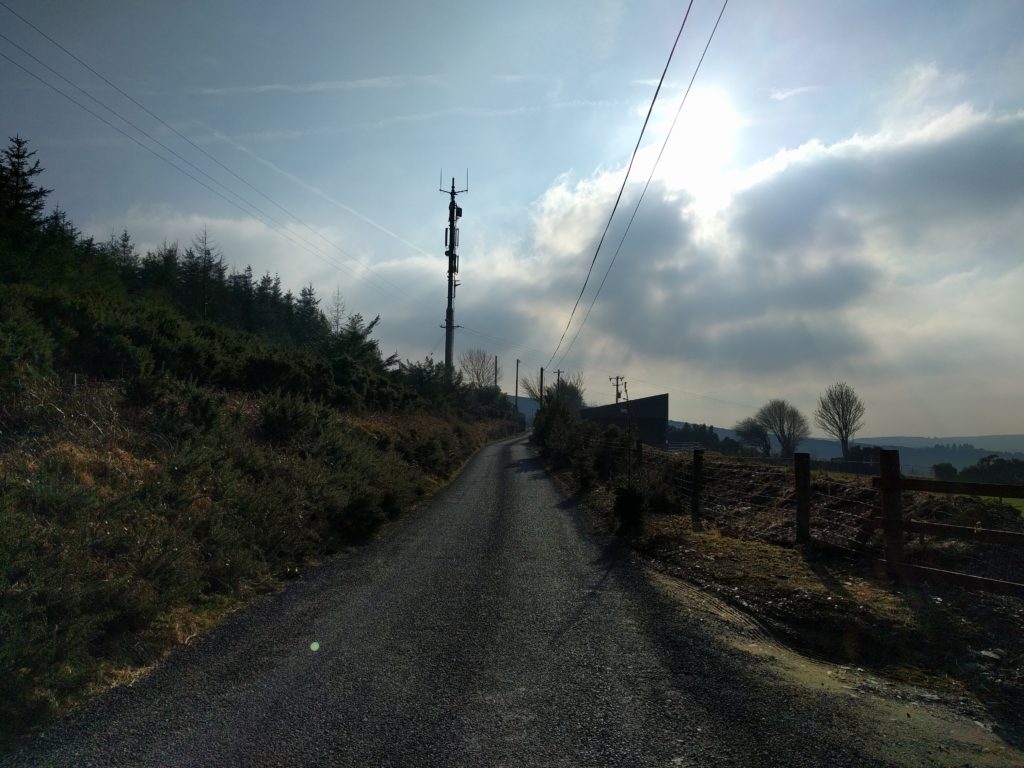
990;496;1024;515
811;469;873;484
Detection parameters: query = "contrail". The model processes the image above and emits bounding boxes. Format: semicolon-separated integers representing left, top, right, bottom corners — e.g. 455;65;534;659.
206;125;434;259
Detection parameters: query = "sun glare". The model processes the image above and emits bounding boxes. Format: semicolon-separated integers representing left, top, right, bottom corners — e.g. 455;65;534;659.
650;86;740;213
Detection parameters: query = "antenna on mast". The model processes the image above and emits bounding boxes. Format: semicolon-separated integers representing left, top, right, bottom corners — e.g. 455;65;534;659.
438;169;469;382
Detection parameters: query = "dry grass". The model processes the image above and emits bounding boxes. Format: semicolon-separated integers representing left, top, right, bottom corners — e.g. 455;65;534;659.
1;378;516;746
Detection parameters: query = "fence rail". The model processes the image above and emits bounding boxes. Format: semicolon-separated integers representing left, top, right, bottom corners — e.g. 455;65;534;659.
868;517;1024;546
638;442;1024;596
880;561;1024;598
871;448;1024;595
871;476;1024;498
560;437;1023;594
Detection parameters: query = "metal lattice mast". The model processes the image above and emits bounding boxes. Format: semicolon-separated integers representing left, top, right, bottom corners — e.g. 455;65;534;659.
440;173;467;381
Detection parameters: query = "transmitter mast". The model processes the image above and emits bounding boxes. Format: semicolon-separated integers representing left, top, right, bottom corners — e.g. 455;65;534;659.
440;172;467;381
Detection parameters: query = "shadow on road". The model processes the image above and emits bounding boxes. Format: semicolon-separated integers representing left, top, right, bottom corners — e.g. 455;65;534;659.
506;454;546;477
549;539;628;646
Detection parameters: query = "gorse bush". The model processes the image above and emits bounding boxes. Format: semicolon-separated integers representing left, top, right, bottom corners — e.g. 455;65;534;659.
0;289;54;382
0;381;507;742
260;391;322;444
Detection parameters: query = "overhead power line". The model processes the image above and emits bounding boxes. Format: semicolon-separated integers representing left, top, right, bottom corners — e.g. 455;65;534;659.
0;48;405;298
0;33;318;249
556;0;729;368
0;0;422;301
460;326;549;367
545;0;696;368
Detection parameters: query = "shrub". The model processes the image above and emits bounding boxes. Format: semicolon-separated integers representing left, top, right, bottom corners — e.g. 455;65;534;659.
614;484;646;535
259;392;322;444
0;288;54;383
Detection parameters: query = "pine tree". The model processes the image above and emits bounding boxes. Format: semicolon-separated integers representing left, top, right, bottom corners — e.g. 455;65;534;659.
179;228;226;320
294;284;329;344
224;264;256;330
0;135;51;229
0;135;53;280
139;241;179;300
110;229;138;269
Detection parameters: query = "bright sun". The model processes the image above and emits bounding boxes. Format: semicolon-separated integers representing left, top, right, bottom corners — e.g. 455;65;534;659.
644;86;740;213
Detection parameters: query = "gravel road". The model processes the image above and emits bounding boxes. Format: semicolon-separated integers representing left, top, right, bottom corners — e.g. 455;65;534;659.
7;437;910;766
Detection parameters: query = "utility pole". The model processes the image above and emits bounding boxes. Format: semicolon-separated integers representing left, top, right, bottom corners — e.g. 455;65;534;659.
623;380;633;485
609;375;624;403
539;367;544;406
439;173;467;382
515;359;520;412
494;355;498;388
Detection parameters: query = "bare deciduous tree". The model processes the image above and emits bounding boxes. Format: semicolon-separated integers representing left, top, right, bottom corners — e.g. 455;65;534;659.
328;286;346;335
519;370;586;412
813;382;866;459
753;399;810;458
459;348;499;388
732;416;771;457
519;374;542;402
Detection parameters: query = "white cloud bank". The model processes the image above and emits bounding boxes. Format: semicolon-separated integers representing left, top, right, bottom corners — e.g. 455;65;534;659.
508;101;1024;434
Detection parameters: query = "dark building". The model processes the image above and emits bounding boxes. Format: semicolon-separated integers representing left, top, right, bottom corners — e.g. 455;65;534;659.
580;393;669;446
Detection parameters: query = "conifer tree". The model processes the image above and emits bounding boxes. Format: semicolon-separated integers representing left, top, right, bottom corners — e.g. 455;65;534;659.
0;135;51;228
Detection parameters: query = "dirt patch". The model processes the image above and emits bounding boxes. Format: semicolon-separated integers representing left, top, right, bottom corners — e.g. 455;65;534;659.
647;570;1024;767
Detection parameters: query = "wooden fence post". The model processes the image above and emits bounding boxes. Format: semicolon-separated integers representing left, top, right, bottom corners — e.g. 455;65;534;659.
794;452;810;544
879;449;903;569
691;449;704;523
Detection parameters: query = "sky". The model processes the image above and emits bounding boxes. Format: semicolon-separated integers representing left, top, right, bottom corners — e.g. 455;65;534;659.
2;0;1023;437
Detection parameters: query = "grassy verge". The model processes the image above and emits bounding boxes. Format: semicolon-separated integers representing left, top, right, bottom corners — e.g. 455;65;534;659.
988;496;1024;516
0;378;513;746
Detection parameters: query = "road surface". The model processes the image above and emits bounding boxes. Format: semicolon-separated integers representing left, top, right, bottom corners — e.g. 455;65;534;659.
5;437;1015;766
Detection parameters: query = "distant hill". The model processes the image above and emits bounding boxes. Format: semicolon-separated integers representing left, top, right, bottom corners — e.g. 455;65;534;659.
679;423;1024;474
701;426;843;461
858;445;1024;475
506;395;540;426
860;435;1024;453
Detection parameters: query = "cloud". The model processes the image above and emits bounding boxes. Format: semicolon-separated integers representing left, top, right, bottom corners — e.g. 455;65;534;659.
210;100;628;142
769;85;818;101
92;207;412;315
193;75;444;96
898;63;967;109
514;101;1024;434
729;108;1024;274
205;127;435;259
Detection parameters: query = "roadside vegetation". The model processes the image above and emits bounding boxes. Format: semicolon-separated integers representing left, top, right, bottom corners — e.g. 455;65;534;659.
529;401;1024;745
0;136;517;745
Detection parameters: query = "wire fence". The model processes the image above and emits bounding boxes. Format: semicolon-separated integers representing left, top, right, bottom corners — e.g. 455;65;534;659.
810;482;879;553
552;436;1024;590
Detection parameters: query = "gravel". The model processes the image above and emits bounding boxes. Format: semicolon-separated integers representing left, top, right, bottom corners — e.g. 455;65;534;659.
5;437;886;767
